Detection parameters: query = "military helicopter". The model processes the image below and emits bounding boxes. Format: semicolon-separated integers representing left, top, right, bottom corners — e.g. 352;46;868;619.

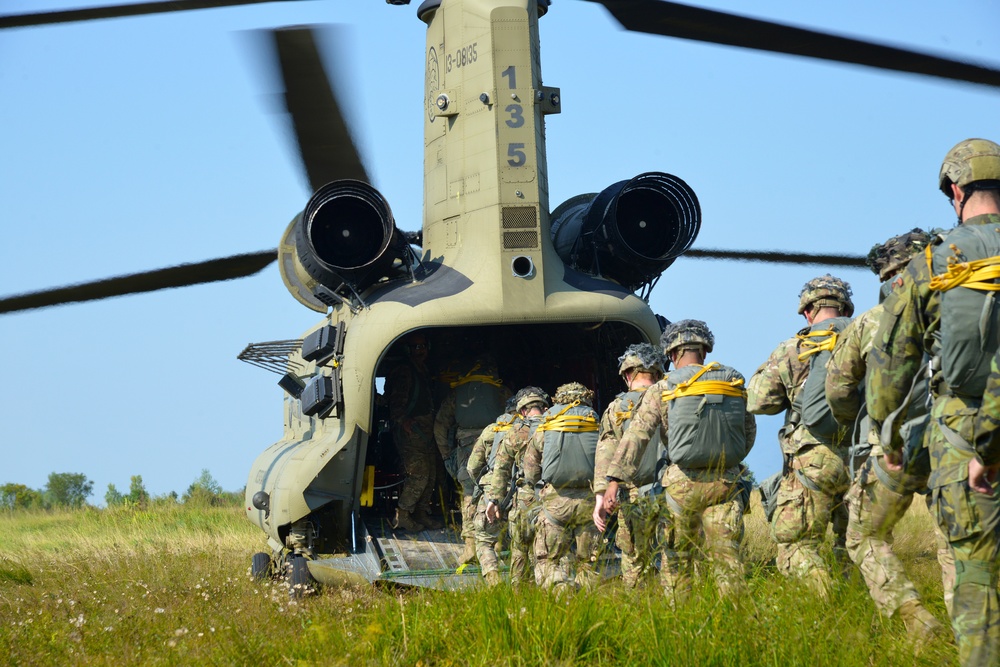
3;0;999;590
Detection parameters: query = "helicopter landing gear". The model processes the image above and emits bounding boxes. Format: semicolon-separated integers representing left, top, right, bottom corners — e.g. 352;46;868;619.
285;553;316;599
250;552;271;581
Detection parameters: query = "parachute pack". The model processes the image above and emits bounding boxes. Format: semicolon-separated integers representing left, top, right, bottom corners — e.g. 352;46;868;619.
538;401;600;489
613;389;665;486
795;316;852;443
661;362;748;470
452;367;506;429
928;222;1000;398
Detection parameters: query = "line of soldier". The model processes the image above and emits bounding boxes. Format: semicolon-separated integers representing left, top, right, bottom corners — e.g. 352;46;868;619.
392;138;1000;666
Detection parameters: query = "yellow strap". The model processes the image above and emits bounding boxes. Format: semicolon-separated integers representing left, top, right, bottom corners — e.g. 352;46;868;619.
661;362;746;402
450;373;504;389
926;243;1000;292
796;330;839;362
537;400;600;432
491;420;514;433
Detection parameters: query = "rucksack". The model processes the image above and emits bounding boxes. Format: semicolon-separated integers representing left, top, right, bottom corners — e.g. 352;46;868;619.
613;389;666;486
796;316;852;443
661;362;749;470
538;402;600;489
929;222;1000;398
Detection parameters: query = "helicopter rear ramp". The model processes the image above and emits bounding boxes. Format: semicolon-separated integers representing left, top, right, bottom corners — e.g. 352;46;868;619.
306;520;482;590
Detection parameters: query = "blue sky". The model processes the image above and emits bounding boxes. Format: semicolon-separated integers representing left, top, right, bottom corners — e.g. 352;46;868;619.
1;0;998;504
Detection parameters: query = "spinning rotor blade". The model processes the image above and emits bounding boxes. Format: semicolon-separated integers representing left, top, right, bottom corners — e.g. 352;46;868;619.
0;250;277;315
264;26;370;191
684;248;867;269
586;0;1000;89
0;0;308;29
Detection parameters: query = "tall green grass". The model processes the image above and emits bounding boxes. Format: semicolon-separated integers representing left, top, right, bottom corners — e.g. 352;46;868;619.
0;500;956;666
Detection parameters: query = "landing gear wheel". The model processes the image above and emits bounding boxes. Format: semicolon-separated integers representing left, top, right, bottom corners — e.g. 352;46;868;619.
286;554;315;598
251;552;271;581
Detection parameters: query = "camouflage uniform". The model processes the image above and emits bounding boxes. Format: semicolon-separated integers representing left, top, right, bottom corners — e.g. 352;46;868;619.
594;387;660;587
607;366;756;599
524;386;602;590
487;414;544;586
434;374;510;543
386;358;437;518
468;411;519;580
748;334;850;598
827;303;954;622
868;213;1000;665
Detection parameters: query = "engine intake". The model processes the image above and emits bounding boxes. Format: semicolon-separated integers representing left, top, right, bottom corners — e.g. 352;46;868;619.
551;172;701;291
294;180;405;297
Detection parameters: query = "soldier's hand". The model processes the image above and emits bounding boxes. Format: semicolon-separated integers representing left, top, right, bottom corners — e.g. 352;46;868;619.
968;458;1000;495
593;494;607;532
882;449;903;472
603;481;619;513
486;501;499;524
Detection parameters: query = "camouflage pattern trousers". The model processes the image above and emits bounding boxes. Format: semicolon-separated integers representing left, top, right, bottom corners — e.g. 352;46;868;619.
443;430;480;540
659;464;745;599
507;487;538;586
771;443;850;598
846;454;955;618
473;495;505;577
927;396;1000;667
615;486;662;588
393;415;437;513
534;486;599;590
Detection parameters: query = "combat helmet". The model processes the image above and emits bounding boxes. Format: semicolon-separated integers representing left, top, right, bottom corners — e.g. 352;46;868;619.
514;386;550;412
865;228;933;281
617;342;666;378
797;274;854;317
660;319;714;356
939;138;1000;197
553;382;594;406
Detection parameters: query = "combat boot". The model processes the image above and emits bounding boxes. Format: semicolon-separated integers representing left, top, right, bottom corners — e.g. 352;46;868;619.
458;537;477;565
412;506;444;530
484;570;502;587
897;599;948;654
393;508;425;532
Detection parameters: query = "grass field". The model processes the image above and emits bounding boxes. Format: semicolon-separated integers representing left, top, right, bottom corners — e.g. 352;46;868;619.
0;499;957;666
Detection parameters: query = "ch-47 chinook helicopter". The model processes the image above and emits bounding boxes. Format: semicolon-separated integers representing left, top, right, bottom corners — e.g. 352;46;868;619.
3;0;1000;590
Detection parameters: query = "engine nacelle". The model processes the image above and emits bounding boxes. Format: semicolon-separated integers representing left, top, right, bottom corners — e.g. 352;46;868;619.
280;180;407;311
550;172;701;291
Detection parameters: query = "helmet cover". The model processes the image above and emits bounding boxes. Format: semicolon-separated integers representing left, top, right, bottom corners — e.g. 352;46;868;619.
797;274;854;317
553;382;594;406
865;228;932;281
617;342;666;377
938;138;1000;196
660;319;714;356
514;386;550;412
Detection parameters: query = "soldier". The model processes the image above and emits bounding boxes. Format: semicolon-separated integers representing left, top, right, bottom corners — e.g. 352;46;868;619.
593;342;666;588
748;275;854;599
867;138;1000;666
826;230;950;645
467;396;520;586
486;387;551;586
385;332;442;532
523;382;602;590
434;356;509;564
605;320;755;600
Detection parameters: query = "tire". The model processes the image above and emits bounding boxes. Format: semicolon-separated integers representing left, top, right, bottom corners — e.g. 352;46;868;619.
286;554;315;598
251;552;271;581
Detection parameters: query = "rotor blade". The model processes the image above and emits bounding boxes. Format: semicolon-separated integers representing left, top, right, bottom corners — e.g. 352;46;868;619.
0;0;307;29
683;248;868;269
586;0;1000;90
267;26;370;191
0;250;277;315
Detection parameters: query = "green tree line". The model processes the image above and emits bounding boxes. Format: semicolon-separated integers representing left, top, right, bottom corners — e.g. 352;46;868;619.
0;469;242;511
